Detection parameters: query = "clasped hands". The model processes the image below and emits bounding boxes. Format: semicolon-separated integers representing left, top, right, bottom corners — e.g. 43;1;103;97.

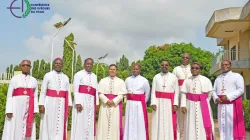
106;100;115;107
216;95;228;104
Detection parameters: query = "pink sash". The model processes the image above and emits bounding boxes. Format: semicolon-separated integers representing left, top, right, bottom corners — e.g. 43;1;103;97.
127;94;149;140
155;91;177;140
78;85;97;136
218;95;246;140
13;88;35;138
46;89;68;140
178;79;184;86
104;94;123;140
187;93;214;140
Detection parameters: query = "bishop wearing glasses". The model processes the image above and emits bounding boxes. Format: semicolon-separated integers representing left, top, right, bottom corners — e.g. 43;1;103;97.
180;62;215;140
2;60;39;140
151;60;179;140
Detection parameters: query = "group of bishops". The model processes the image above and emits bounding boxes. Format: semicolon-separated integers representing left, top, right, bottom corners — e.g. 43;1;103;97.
2;53;246;140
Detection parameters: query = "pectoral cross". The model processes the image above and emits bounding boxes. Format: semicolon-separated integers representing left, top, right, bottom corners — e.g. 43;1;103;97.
87;86;91;92
221;87;226;93
192;87;196;93
23;90;27;94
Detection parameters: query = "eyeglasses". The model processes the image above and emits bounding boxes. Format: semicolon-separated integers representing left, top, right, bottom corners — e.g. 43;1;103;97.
161;64;169;66
22;64;31;67
191;67;200;70
182;57;189;59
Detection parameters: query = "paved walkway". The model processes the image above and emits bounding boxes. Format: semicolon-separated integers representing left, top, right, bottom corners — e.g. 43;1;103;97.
67;113;250;140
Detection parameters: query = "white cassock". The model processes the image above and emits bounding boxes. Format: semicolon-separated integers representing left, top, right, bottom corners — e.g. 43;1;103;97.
97;76;127;140
181;75;215;140
123;75;150;140
151;72;179;140
39;70;72;140
212;71;246;140
2;74;39;140
70;70;98;140
173;64;192;139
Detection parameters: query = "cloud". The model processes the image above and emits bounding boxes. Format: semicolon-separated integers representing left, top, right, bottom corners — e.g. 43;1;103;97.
23;0;248;65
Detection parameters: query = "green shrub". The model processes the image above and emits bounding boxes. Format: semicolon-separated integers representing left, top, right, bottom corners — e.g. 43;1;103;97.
0;87;7;138
243;100;250;130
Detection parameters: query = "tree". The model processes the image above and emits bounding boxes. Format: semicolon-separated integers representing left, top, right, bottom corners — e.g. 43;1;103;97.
38;59;46;80
116;55;129;71
32;60;39;79
62;33;76;83
75;55;83;73
92;63;109;82
9;64;13;75
6;67;9;74
13;65;21;71
117;70;130;80
140;43;215;84
44;63;50;74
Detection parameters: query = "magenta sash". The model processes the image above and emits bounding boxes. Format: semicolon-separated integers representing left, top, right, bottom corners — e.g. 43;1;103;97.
178;79;184;86
187;93;214;140
78;85;97;136
13;88;35;138
46;89;68;140
104;94;123;140
218;95;246;140
127;93;149;140
155;91;177;140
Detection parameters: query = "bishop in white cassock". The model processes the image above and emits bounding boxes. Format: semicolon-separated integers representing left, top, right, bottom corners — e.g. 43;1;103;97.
70;58;99;140
39;58;72;140
212;60;246;140
123;64;150;140
2;60;39;140
181;62;215;140
172;53;192;139
151;60;179;140
97;64;127;140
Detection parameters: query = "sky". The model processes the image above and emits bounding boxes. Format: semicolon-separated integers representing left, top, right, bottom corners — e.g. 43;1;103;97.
0;0;248;73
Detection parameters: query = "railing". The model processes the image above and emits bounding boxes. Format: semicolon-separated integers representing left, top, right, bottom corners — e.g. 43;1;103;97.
212;49;250;66
0;72;14;80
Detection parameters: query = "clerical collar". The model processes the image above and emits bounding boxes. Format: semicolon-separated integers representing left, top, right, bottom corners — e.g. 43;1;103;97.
109;76;116;79
84;69;92;74
22;73;30;76
192;74;200;78
222;70;232;76
132;74;140;78
53;70;62;74
181;64;190;68
161;72;168;76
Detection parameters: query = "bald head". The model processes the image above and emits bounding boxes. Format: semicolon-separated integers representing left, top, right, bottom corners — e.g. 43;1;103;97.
221;59;231;73
132;63;141;76
182;53;190;65
21;60;31;75
133;63;141;69
21;60;31;65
